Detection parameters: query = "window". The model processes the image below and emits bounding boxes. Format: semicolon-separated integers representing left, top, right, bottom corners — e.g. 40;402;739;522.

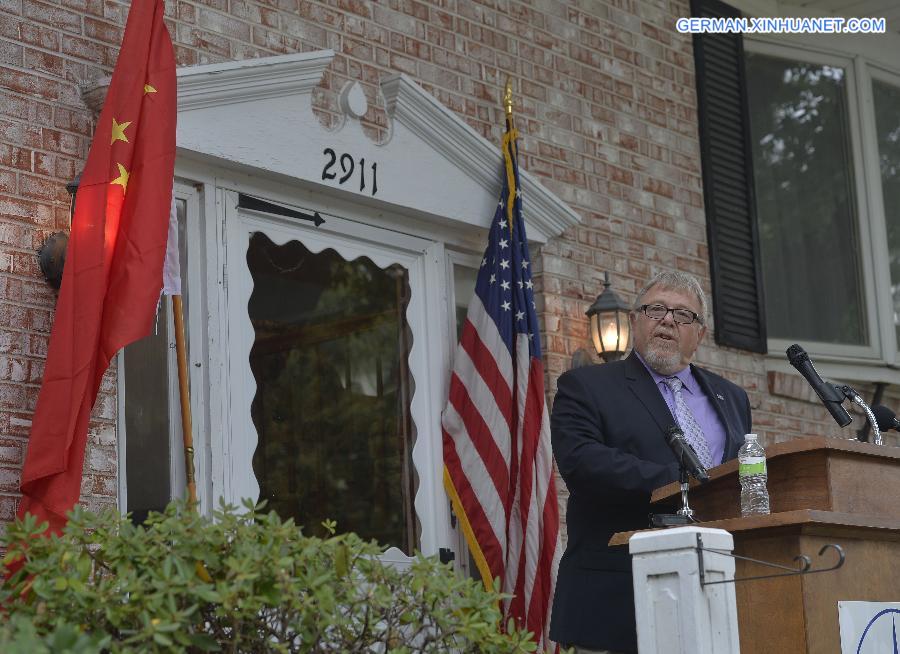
692;4;900;369
451;258;479;340
246;232;417;551
745;53;867;346
120;195;190;520
872;77;900;351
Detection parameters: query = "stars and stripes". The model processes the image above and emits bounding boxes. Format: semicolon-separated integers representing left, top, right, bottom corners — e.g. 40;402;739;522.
442;119;561;652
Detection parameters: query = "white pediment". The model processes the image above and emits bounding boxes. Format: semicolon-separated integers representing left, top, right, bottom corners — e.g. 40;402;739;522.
174;50;580;243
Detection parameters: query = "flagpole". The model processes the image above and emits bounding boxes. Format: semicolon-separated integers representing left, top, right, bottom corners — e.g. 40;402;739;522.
503;78;517;236
171;294;198;507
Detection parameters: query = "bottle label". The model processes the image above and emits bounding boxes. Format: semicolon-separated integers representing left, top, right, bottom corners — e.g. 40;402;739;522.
739;457;766;476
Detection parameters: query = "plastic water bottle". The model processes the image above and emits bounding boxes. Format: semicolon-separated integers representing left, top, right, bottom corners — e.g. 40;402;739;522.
738;434;770;517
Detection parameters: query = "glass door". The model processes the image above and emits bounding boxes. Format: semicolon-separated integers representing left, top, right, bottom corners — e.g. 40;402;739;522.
220;191;449;559
246;232;416;550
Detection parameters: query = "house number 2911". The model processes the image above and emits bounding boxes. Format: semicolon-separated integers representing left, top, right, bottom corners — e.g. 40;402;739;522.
321;148;378;196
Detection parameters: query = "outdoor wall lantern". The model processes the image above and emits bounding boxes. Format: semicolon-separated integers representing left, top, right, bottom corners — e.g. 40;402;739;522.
37;174;77;289
585;271;630;363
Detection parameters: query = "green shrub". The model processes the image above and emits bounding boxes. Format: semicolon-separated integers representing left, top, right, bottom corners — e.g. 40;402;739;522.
0;500;538;653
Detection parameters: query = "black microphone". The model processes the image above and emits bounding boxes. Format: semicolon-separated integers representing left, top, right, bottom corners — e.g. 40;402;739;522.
665;426;709;483
786;344;852;427
872;405;900;432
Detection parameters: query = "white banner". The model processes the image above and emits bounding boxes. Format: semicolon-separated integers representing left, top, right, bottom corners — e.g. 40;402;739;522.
838;601;900;653
162;193;181;296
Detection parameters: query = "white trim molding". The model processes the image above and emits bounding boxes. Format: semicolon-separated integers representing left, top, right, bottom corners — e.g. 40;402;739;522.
174;50;580;244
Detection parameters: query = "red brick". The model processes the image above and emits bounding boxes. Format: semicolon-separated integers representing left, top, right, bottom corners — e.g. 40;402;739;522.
173;44;198;66
197;7;251;42
18;173;66;203
23;48;66;77
60;33;110;64
342;35;372;60
0;466;22;494
0;494;18;521
101;0;127;23
175;1;196;23
83;16;123;44
90;473;117;496
299;1;345;26
22;0;82;33
0;382;25;410
60;0;102;17
0;39;23;66
194;0;228;11
176;24;230;59
0;170;16;194
0;439;23;464
88;446;116;474
0;144;32;172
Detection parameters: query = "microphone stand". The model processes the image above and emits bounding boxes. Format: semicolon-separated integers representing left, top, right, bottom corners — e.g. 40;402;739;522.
839;385;883;446
649;455;698;528
677;463;696;522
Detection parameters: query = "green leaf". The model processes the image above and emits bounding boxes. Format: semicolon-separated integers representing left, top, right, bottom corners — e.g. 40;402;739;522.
152;632;174;646
334;543;349;578
188;632;222;651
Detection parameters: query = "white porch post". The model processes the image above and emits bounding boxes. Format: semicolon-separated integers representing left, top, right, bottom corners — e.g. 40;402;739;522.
629;526;740;654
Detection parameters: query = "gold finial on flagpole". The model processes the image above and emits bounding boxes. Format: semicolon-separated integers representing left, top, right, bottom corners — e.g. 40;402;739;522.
504;77;514;118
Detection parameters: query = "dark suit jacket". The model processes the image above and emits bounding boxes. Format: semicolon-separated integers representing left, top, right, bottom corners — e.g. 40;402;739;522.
549;352;751;652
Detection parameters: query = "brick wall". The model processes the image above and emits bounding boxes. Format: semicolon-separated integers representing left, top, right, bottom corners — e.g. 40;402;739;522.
0;0;894;534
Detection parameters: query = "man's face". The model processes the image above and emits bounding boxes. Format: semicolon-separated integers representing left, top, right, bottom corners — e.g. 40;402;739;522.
629;284;707;375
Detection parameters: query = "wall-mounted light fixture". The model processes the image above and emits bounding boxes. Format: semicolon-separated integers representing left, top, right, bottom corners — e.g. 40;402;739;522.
585;271;630;363
37;173;77;289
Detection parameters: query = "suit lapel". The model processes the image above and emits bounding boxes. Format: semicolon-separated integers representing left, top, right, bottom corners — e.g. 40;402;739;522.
624;353;676;435
692;365;741;462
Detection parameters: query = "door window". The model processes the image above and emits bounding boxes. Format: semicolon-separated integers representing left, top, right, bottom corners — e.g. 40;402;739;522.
247;233;417;552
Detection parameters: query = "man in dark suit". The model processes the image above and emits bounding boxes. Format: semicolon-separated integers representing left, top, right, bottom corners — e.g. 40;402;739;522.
549;271;752;654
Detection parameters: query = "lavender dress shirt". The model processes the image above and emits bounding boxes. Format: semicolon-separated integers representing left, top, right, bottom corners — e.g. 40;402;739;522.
635;351;728;465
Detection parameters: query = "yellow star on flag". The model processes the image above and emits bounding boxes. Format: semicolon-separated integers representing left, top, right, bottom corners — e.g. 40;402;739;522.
111;163;130;194
144;84;157;94
110;118;131;145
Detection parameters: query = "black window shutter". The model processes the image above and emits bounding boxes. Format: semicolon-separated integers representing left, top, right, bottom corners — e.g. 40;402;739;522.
691;0;767;353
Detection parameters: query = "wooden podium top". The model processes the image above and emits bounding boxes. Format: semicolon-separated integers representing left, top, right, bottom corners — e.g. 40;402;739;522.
652;435;900;519
610;436;900;547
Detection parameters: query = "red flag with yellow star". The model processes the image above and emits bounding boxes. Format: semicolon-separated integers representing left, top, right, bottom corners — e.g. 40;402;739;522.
18;0;176;533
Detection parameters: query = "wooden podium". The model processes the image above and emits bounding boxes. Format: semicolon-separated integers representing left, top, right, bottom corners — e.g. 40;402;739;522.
611;436;900;654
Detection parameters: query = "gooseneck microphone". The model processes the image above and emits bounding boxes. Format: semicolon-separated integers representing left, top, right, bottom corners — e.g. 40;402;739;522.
665;425;709;483
872;405;900;432
786;344;852;427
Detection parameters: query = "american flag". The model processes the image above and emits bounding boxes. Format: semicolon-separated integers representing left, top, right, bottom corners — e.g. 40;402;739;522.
442;118;561;652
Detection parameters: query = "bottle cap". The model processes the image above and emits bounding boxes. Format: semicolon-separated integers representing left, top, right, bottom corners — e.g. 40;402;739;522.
744;433;758;441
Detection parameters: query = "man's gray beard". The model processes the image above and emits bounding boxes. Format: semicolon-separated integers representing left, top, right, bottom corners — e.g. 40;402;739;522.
643;346;683;376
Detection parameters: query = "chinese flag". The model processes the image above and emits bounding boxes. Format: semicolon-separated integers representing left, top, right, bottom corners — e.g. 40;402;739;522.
18;0;176;533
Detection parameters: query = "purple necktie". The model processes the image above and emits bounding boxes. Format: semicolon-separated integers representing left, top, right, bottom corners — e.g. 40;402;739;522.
664;377;714;468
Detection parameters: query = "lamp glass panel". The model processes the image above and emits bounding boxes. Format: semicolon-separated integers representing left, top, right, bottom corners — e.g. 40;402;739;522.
590;313;603;354
618;314;630;352
599;313;622;353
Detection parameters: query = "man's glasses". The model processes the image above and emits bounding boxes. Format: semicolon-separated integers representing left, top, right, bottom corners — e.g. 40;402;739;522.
638;304;702;325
